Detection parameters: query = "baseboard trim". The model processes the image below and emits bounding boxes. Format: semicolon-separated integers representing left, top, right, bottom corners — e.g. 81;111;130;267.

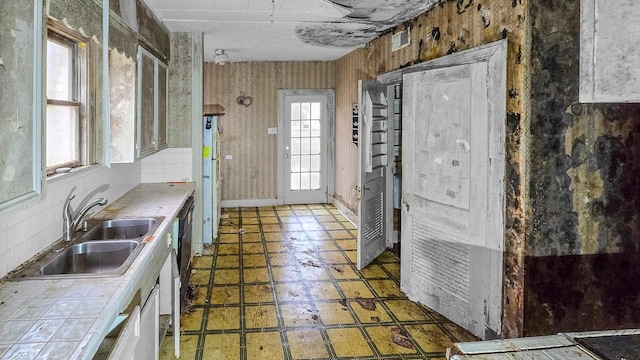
220;199;279;208
331;198;358;225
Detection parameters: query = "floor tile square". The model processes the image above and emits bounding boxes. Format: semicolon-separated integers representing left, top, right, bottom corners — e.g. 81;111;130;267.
189;269;211;285
160;335;197;359
359;264;388;278
244;305;278;328
260;216;280;224
315;241;338;251
275;283;310;302
328;230;353;240
215;255;239;268
335;239;357;250
383;263;401;278
277;210;294;217
337;280;375;298
264;232;284;241
344;250;357;263
242;232;262;242
286;330;328;359
311;209;331;216
376;251;400;263
316;302;355;325
302;222;324;231
349;229;358;237
320;251;348;264
405;324;454;353
283;223;304;232
384;300;431;321
242;243;265;254
366;326;418;355
243;268;270;283
280;304;319;327
240;224;261;233
213;269;240;284
279;216;299;224
316;215;337;223
192;255;213;268
271;266;303;282
244;284;274;303
444;322;479;342
322;222;343;230
351;300;393;323
269;253;297;266
243;254;267;267
202;244;216;255
203;333;240;359
369;280;404;298
326;328;373;357
259;209;277;217
207;307;240;330
300;265;330;281
307;281;341;300
180;308;204;331
218;244;239;255
242;209;259;217
220;225;240;233
242;217;260;225
284;231;308;241
210;286;240;305
191;286;209;306
329;264;360;280
265;241;289;253
262;224;282;232
341;221;357;230
305;231;331;240
246;331;284;359
218;234;239;243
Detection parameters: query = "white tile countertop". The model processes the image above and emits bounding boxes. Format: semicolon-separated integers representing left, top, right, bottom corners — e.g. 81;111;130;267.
0;183;195;360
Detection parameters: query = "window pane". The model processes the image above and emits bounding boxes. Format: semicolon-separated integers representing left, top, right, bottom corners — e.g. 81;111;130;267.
311;120;321;137
300;120;311;137
310;155;321;171
46;104;78;167
300;173;311;190
291;155;300;172
310;138;321;154
310;172;321;190
300;138;311;154
291;121;300;138
311;102;320;119
300;155;311;172
291;138;301;155
47;40;73;100
291;103;300;120
290;173;300;191
301;102;311;119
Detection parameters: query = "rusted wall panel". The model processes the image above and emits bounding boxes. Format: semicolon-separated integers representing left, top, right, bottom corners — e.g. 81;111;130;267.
203;61;335;201
334;0;528;337
525;0;640;336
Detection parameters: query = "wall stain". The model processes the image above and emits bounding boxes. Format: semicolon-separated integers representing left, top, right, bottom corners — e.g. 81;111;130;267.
508;88;519;99
432;26;441;41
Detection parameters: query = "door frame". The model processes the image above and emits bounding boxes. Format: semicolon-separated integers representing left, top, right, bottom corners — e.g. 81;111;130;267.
277;89;335;205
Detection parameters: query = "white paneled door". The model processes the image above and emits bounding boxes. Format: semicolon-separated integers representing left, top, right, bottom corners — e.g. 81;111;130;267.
280;92;330;204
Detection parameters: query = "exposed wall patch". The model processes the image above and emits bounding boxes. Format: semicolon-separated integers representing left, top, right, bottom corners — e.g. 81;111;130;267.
295;23;378;47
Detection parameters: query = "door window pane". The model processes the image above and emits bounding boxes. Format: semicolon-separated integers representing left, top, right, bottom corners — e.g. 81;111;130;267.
311;102;320;120
310;172;320;189
291;103;301;120
300;120;311;137
300;155;311;172
300;138;311;155
311;120;321;137
301;102;311;119
291;121;300;138
290;173;300;190
291;155;300;172
291;138;301;155
300;173;311;190
310;138;321;154
310;155;321;171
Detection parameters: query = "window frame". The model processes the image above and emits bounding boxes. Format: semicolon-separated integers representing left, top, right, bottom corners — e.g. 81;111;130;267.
45;23;94;176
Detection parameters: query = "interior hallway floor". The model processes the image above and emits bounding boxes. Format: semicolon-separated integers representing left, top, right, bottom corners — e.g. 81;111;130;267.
159;204;477;359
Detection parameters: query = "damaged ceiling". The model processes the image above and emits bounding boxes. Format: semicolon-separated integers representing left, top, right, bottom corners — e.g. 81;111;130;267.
145;0;441;62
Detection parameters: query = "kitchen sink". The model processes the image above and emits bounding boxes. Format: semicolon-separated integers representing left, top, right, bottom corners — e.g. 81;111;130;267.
41;240;140;275
82;218;158;240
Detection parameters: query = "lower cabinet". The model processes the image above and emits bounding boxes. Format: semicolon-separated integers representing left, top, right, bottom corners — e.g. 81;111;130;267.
106;306;140;360
135;285;160;359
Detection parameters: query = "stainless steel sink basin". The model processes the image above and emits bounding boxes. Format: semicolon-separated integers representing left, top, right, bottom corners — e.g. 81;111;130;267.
82;218;158;240
41;240;140;275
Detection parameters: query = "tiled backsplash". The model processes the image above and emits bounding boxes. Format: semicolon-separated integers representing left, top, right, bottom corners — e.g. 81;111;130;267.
141;148;192;183
0;163;141;279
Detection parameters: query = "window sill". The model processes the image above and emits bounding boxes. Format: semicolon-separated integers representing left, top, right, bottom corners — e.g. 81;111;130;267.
46;164;99;184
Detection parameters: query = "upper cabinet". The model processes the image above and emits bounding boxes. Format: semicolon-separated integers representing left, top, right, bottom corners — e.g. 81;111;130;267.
580;0;640;103
138;47;168;159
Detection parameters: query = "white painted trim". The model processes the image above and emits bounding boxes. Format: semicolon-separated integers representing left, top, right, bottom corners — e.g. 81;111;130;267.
103;0;110;166
221;199;279;208
331;198;358;225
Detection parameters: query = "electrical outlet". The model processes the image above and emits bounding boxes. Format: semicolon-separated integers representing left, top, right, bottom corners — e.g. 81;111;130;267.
225;155;233;160
268;127;278;135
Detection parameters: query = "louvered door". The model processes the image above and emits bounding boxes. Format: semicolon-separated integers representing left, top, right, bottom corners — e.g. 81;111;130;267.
357;81;390;270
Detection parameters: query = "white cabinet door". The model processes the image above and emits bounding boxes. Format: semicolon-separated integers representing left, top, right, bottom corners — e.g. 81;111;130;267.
108;306;141;360
135;285;159;360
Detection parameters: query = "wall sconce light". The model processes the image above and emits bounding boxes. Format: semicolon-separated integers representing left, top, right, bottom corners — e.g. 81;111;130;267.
214;49;229;65
237;95;253;107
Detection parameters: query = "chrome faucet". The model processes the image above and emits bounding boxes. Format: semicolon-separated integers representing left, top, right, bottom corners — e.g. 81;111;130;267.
63;195;108;241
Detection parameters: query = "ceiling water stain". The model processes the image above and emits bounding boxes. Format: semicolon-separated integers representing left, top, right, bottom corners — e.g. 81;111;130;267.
295;0;442;47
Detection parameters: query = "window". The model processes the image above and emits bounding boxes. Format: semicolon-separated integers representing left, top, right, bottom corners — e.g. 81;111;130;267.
46;29;91;174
